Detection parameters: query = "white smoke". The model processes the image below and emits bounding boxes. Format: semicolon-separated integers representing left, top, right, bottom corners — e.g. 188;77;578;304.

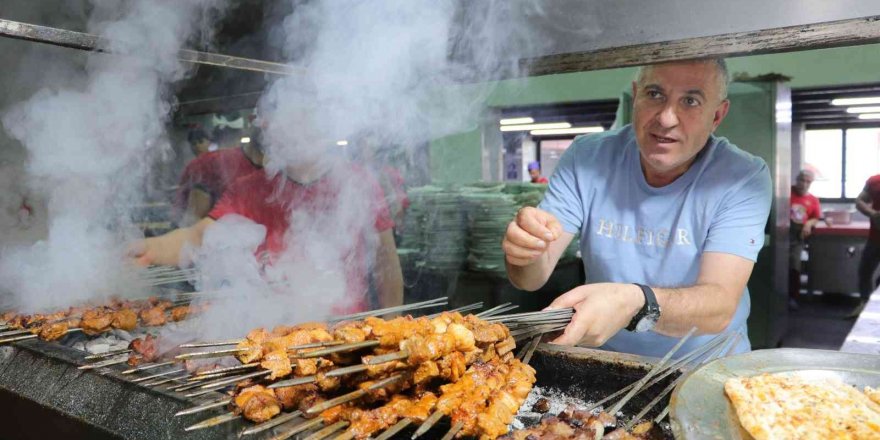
0;0;227;312
170;0;566;340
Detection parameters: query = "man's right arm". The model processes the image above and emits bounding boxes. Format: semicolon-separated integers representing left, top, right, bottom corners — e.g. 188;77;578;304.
131;217;215;267
503;207;572;291
180;188;213;226
856;188;877;218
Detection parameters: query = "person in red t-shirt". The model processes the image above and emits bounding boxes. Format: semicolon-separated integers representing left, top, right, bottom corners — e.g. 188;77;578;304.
175;132;264;226
854;173;880;317
528;161;549;184
133;160;403;312
788;170;822;308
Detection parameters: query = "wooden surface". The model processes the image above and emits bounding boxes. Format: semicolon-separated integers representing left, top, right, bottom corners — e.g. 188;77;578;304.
521;15;880;77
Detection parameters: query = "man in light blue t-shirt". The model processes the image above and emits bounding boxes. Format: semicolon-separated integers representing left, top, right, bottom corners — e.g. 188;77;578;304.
502;59;772;358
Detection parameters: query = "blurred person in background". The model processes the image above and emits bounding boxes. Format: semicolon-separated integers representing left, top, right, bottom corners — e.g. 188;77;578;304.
528;161;549;184
349;134;410;229
187;128;218;157
174;128;264;226
854;173;880;318
132;136;403;312
788;169;822;310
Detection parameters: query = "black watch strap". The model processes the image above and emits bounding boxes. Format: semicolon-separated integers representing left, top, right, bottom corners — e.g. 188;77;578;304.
626;283;660;332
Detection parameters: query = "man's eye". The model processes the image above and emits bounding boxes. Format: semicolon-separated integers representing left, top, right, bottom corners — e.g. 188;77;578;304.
683;97;700;107
647;90;663;99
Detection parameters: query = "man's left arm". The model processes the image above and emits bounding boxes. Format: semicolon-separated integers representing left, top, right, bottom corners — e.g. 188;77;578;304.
547;253;753;344
651;252;753;336
374;229;403;308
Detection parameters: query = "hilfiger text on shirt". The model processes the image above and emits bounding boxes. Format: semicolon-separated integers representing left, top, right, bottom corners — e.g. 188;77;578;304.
595;218;692;247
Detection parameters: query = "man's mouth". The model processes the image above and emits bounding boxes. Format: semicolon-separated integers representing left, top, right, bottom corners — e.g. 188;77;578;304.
651;134;678;144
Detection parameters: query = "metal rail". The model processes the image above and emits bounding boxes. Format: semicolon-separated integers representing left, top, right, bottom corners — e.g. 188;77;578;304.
0;18;295;76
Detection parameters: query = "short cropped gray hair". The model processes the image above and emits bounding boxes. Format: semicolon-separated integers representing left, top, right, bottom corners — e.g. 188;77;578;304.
635;58;730;100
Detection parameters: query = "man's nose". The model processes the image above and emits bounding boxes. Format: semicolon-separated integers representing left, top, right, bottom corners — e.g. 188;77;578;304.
656;104;679;128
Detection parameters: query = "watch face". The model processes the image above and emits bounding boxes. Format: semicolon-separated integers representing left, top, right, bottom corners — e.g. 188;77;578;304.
635;317;653;332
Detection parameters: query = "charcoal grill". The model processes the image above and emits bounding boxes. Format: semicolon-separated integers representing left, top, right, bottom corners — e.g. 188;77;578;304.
0;338;677;439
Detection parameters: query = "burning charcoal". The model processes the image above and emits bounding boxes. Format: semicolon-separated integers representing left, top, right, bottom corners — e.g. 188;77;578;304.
532;397;551;413
112;329;133;342
558;404;577;420
86;341;110;354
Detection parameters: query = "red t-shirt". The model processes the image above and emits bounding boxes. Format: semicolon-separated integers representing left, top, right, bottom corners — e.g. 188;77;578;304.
790;187;821;225
208;167;394;312
175;148;261;214
532;176;549;184
864;175;880;243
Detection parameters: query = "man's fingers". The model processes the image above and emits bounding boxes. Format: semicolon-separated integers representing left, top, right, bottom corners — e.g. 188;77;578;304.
551;314;588;345
546;288;588;309
506;255;534;267
126;240;146;258
502;241;542;260
505;222;548;250
516;208;555;242
545;216;565;241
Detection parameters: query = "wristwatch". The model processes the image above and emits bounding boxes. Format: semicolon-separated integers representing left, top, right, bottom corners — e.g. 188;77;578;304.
626;283;661;332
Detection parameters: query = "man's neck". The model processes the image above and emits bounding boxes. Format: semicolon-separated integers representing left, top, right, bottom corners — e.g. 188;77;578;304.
641;156;695;187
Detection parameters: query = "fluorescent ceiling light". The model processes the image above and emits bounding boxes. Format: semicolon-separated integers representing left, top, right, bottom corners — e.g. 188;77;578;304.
846;106;880;114
240;137;251;143
831;97;880;106
499;117;534;125
530;126;605;136
336;140;349;146
500;122;571;132
857;113;880;120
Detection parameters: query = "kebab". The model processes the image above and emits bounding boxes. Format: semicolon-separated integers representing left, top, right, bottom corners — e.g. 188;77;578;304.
0;296;204;344
227;315;534;432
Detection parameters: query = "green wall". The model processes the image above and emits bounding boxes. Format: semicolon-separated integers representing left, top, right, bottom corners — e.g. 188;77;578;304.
429;43;880;183
429;129;482;184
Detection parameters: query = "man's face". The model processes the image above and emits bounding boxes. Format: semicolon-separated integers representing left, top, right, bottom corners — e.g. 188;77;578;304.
794;173;814;195
631;62;730;180
529;168;540;179
190;139;211;156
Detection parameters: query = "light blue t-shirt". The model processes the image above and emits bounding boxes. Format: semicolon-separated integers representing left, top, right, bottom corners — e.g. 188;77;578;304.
539;125;772;358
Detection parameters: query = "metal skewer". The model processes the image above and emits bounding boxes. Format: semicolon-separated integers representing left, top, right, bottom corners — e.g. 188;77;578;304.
189;363;259;380
85;348;132;360
411;410;444;439
0;327;82;344
131;368;186;383
305;421;349;440
266;375;318;389
625;333;740;429
240;410;303;436
304;374;403;416
174;396;232;417
269;417;325;440
184;412;241;431
143;372;190;387
292;340;379;358
122;361;175;374
185;370;272;398
440;421;464;440
78;355;130;370
374;418;412;440
607;327;696;415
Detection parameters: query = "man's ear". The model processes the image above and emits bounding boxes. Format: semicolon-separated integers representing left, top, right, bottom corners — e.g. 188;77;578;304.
712;99;730;131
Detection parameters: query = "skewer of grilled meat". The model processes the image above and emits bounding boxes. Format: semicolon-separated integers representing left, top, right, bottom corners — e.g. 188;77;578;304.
500;406;661;440
1;296;202;342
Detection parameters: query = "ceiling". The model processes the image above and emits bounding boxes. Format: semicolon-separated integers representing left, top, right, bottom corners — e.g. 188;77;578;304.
793;83;880;127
